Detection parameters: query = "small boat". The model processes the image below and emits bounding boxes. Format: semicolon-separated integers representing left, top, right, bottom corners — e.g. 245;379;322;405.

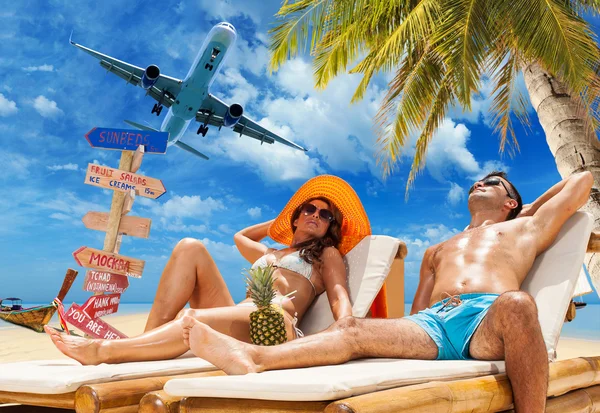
0;269;78;332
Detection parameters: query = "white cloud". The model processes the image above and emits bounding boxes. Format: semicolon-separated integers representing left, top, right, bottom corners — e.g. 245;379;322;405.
23;64;54;72
218;68;259;106
44;192;103;218
149;195;225;219
49;213;71;221
0;152;32;179
47;163;79;171
0;93;17;116
447;182;465;206
218;224;234;234
404;119;509;184
32;95;63;118
247;207;262;219
199;237;239;262
196;0;263;24
159;219;208;233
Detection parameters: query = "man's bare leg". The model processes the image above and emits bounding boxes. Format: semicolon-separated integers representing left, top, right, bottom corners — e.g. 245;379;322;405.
46;304;296;365
469;291;548;413
182;316;438;375
145;238;235;331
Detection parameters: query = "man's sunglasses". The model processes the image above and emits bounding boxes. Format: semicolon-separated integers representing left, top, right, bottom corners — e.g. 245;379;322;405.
469;177;513;199
301;203;335;222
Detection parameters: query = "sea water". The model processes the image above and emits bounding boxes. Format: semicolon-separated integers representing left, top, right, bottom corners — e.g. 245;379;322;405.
1;302;599;341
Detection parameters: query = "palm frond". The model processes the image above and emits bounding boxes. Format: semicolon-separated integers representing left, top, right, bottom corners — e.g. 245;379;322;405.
488;47;529;156
433;0;491;107
405;76;454;197
508;0;597;92
375;46;446;177
269;0;331;73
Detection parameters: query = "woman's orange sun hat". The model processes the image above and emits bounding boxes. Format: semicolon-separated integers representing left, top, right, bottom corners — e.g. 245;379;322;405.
268;175;371;256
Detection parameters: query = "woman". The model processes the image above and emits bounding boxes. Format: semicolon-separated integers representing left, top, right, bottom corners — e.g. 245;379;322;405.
45;175;371;365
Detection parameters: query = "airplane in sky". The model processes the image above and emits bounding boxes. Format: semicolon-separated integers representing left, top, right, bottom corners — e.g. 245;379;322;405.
70;22;306;159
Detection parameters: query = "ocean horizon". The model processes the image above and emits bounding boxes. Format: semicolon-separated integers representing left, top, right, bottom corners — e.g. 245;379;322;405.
2;302;599;341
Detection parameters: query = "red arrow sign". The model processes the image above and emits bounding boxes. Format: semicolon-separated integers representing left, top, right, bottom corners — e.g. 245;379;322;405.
83;271;129;294
72;246;144;278
63;303;127;339
81;293;121;319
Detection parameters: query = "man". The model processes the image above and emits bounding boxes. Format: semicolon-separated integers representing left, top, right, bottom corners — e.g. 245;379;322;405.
181;171;594;413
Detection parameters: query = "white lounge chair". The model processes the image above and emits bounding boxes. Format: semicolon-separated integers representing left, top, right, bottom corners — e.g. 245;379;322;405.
162;212;599;413
0;235;404;412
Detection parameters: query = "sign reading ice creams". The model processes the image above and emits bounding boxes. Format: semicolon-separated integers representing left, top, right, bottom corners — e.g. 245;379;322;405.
84;164;166;199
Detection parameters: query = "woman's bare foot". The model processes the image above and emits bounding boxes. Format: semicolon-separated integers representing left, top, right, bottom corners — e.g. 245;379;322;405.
181;316;260;375
44;326;104;365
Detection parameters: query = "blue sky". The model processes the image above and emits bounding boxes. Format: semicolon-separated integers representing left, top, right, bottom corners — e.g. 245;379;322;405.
1;0;598;307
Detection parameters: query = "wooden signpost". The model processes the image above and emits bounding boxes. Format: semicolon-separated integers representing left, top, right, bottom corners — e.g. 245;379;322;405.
81;293;121;319
84;164;166;199
63;128;168;339
83;270;129;294
64;303;127;340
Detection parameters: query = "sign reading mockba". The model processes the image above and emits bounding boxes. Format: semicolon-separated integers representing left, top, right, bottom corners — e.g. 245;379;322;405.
84;164;166;199
81;293;121;319
63;303;127;340
83;270;129;294
73;246;144;278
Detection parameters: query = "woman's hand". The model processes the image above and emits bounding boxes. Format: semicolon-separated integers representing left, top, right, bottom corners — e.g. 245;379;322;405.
234;219;275;264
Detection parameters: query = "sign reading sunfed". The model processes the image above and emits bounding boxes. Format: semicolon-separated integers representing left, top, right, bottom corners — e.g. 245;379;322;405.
85;127;168;154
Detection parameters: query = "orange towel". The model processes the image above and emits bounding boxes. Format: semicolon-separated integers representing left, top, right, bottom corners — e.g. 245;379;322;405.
369;283;388;318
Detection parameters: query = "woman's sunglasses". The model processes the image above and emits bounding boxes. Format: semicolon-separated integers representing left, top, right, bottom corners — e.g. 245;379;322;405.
301;203;335;222
469;177;513;199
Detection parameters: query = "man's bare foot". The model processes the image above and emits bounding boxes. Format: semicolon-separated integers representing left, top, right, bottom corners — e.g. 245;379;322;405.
44;326;104;365
181;316;260;375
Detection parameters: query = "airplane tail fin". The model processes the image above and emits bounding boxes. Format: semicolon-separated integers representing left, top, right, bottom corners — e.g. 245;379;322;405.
124;119;159;132
175;141;209;160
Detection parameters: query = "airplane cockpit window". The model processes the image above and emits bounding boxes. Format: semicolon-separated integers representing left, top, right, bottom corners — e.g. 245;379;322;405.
211;48;221;59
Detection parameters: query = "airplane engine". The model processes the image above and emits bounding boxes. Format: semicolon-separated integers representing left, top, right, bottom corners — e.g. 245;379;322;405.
141;65;160;90
223;103;243;127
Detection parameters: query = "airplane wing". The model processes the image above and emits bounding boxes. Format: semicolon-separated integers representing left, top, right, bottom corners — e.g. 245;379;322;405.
196;94;306;151
70;38;182;107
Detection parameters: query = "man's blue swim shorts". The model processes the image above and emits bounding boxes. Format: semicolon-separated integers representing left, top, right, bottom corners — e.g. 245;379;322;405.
404;293;499;360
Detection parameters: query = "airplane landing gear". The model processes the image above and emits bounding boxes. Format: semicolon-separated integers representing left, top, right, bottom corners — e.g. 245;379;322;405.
151;103;163;116
197;125;209;137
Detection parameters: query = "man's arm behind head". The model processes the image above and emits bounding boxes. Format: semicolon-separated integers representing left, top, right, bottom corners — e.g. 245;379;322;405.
528;171;594;253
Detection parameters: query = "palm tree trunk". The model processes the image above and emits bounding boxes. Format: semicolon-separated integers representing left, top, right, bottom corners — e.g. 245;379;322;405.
523;61;600;296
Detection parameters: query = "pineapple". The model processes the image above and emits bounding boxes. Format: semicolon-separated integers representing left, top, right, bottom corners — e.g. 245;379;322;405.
245;265;288;346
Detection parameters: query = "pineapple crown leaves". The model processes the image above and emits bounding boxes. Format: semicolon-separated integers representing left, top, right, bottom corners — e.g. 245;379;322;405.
244;264;277;308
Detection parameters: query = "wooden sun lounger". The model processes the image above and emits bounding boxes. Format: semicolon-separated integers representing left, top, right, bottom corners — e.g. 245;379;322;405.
0;246;406;413
0;371;224;413
166;356;600;413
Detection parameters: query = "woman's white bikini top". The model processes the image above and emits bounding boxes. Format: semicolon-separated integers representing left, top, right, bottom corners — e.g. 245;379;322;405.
251;251;317;295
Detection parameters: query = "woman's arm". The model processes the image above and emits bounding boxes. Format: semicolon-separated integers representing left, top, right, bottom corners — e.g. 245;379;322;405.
321;247;353;320
234;219;275;263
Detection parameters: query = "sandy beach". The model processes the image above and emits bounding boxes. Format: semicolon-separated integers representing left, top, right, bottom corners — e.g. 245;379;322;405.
0;312;599;363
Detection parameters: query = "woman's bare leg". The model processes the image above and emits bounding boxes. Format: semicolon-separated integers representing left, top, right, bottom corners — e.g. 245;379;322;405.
46;306;297;365
145;238;235;331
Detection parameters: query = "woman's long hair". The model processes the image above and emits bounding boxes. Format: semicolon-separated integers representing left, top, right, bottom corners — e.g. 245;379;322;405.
290;197;343;264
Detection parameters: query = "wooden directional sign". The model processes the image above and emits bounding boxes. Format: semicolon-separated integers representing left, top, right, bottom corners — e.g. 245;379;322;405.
81;293;121;319
64;303;127;339
83;212;151;239
85;127;168;154
84;164;166;199
73;246;144;278
83;270;129;294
